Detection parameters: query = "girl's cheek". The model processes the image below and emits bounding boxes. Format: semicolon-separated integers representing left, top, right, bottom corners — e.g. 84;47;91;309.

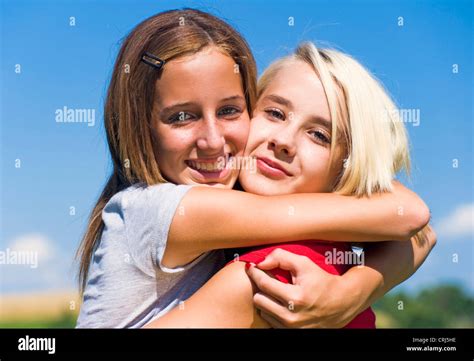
239;123;251;151
161;128;197;153
226;118;250;154
247;119;276;151
302;149;333;190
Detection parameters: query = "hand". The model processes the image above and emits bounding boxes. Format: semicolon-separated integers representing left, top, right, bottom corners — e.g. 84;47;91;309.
245;248;366;328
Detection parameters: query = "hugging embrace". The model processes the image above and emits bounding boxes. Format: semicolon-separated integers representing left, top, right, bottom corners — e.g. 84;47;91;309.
75;8;436;328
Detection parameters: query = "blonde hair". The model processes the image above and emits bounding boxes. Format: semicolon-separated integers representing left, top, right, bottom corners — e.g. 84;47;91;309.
258;42;411;197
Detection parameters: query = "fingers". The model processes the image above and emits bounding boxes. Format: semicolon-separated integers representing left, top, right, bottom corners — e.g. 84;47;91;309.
425;224;437;247
256;248;314;274
246;265;293;303
259;311;287;329
253;292;293;327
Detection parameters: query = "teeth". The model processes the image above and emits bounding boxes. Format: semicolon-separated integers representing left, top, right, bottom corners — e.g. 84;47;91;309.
188;159;229;172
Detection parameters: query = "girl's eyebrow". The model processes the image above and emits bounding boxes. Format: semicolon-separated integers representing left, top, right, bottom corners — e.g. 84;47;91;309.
219;95;246;103
159;95;246;118
308;115;332;129
262;94;293;108
160;102;195;118
263;94;331;127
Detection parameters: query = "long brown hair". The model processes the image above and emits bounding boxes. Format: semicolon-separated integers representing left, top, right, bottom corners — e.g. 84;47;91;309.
76;8;257;293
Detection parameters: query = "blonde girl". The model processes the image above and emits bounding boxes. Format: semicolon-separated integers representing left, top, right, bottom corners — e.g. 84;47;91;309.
144;42;435;328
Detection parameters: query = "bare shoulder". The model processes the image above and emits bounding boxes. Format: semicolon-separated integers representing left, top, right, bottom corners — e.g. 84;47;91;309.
207;261;256;294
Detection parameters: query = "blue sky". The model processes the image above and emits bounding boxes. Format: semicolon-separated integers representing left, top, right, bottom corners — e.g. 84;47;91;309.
1;0;472;295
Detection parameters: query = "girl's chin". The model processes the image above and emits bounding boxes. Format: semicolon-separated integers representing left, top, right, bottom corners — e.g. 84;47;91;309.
240;176;288;196
184;173;237;189
195;182;232;188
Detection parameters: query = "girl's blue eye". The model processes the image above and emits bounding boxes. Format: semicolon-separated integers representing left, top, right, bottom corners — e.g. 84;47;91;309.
310;130;330;144
218;107;241;118
168;112;194;124
265;108;285;120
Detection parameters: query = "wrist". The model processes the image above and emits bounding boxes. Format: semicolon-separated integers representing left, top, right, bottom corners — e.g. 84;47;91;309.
341;266;383;313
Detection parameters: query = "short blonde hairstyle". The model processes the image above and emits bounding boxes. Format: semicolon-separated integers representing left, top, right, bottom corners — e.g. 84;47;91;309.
258;42;411;197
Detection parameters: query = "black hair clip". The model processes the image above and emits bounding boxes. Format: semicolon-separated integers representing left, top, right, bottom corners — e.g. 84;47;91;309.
141;52;165;70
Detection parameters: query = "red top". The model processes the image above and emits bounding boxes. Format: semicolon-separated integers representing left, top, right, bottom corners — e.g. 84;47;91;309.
228;240;376;328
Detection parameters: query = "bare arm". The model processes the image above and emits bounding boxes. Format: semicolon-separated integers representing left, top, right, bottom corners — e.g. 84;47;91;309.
144;262;269;328
163;180;429;267
145;226;437;328
342;224;437;319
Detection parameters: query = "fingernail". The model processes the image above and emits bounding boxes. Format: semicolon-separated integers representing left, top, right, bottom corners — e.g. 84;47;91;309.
245;262;256;270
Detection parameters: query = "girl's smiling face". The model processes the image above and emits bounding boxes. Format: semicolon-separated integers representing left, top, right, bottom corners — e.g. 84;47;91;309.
240;60;344;196
152;47;250;188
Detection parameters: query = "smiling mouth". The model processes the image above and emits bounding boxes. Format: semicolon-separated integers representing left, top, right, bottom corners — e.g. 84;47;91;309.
256;157;293;177
185;154;232;173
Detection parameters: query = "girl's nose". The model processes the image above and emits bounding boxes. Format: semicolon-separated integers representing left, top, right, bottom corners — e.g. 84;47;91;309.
196;116;226;152
268;129;297;158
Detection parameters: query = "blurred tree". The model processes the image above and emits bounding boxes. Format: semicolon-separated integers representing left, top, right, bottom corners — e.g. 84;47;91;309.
373;283;474;328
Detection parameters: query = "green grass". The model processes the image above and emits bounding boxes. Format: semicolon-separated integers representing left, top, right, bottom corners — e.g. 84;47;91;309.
2;283;472;328
0;311;78;328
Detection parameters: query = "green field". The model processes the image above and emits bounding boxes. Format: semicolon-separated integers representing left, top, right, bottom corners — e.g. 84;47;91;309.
1;283;472;328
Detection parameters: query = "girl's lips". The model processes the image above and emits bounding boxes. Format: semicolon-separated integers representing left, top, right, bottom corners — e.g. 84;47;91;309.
185;155;233;182
188;166;231;181
256;157;291;180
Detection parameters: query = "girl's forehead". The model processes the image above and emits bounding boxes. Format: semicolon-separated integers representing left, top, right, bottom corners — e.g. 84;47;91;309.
258;61;320;95
258;64;327;105
157;51;242;94
276;61;318;83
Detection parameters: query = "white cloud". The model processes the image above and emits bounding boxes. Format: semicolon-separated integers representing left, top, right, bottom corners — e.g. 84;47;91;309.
8;233;56;264
436;203;474;240
1;233;75;293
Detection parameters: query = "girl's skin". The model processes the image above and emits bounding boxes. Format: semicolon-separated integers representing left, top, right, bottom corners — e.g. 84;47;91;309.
239;60;342;195
141;53;435;328
152;47;249;189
